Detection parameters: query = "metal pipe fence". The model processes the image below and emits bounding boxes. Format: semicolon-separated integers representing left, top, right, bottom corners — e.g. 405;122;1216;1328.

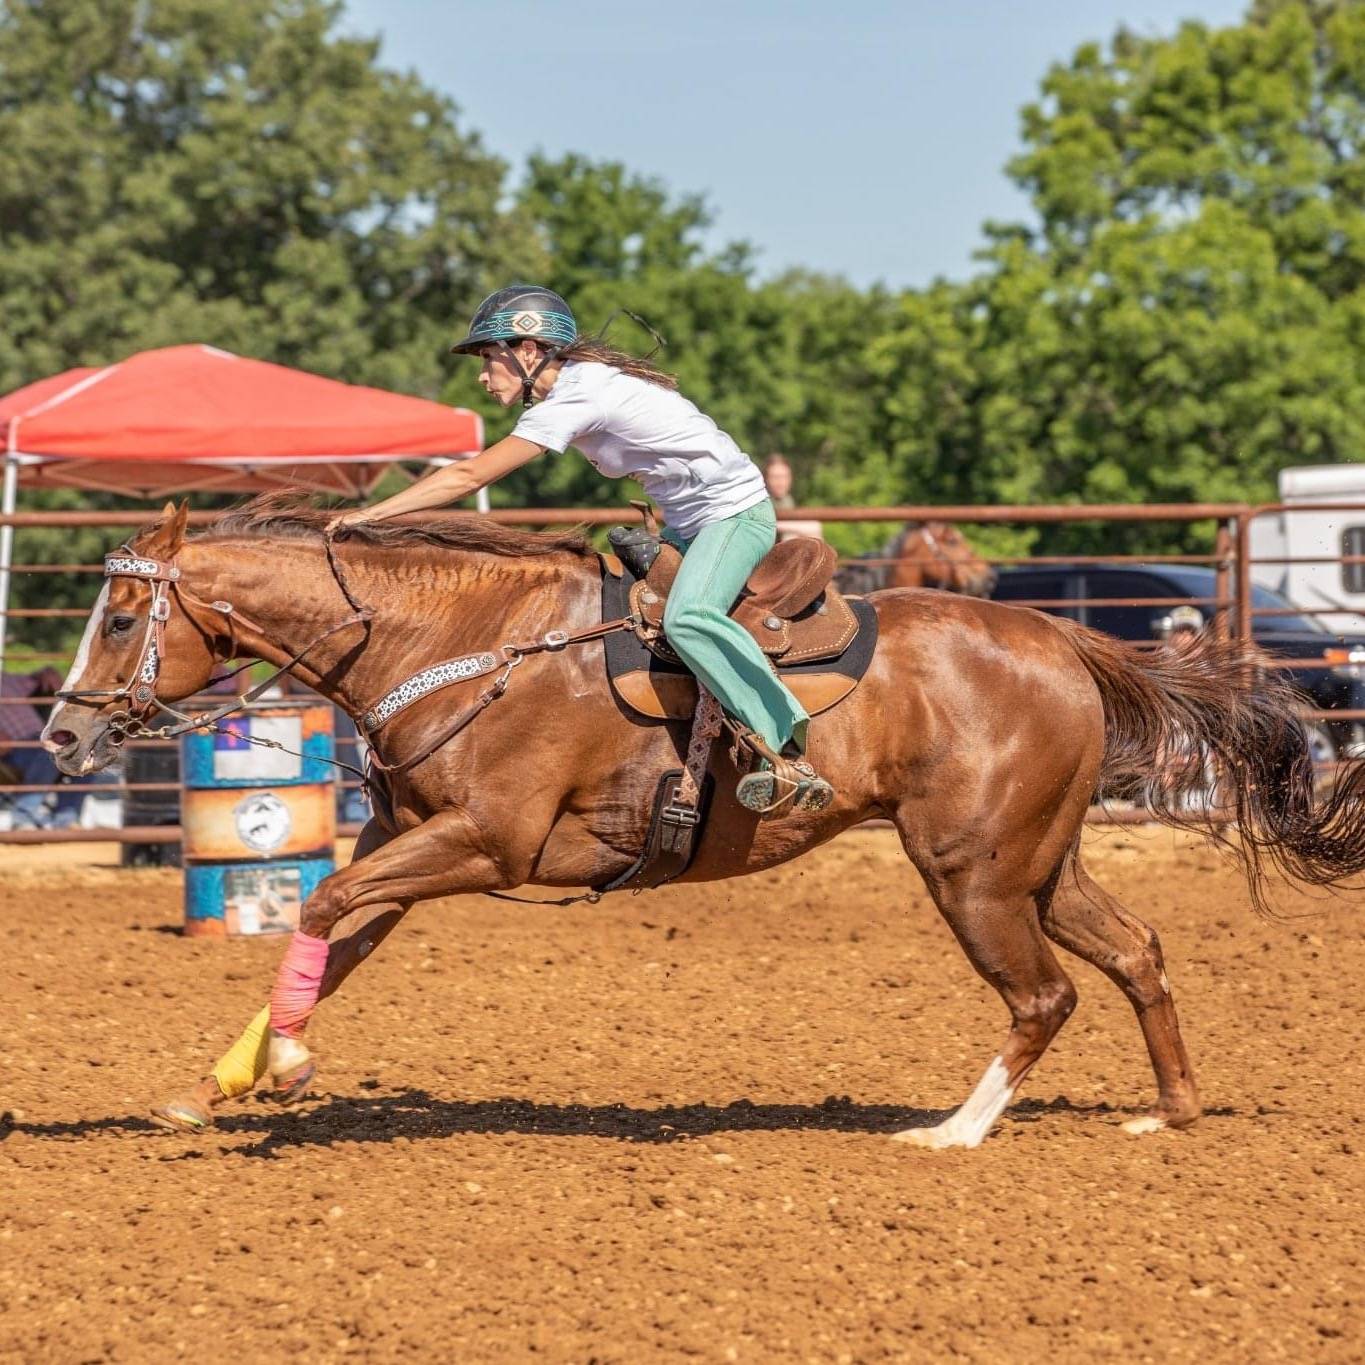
2;499;1360;844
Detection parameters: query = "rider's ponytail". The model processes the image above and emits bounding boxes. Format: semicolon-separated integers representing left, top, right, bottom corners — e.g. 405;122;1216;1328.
558;337;679;391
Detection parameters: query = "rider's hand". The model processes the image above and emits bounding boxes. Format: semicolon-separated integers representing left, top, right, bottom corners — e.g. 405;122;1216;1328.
326;508;375;536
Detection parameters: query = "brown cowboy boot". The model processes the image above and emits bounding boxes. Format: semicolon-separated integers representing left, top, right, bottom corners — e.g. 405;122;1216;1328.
734;732;834;815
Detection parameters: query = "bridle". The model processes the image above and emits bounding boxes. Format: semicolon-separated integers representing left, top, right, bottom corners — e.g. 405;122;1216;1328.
55;543;371;747
54;551;182;719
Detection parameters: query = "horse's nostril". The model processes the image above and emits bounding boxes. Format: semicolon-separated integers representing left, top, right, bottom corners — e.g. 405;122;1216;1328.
45;729;77;751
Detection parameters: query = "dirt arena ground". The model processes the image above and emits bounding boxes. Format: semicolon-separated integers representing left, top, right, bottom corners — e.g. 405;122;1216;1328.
2;827;1362;1363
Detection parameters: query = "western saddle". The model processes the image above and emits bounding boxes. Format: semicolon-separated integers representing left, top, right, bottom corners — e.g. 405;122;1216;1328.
612;532;860;666
594;519;879;894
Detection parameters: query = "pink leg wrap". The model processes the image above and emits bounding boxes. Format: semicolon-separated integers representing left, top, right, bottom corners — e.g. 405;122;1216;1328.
269;931;330;1038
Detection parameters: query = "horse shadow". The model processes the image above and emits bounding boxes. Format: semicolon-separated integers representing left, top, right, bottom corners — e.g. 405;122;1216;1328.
2;1093;945;1156
2;1092;1245;1159
211;1091;954;1158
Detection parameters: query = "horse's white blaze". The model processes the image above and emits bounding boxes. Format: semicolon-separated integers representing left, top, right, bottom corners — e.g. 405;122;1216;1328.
891;1055;1014;1150
41;584;109;744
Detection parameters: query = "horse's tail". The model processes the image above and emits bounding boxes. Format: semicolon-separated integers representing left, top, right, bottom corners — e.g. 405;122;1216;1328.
1049;616;1365;913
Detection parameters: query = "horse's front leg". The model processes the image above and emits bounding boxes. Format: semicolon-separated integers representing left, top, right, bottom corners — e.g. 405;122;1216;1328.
266;808;509;1088
152;819;408;1131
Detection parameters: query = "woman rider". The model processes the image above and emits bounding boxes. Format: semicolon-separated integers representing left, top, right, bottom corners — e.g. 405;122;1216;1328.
331;284;832;813
150;285;833;1131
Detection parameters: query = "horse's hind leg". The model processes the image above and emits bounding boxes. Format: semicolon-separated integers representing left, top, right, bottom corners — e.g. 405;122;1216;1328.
891;860;1079;1150
1041;852;1200;1133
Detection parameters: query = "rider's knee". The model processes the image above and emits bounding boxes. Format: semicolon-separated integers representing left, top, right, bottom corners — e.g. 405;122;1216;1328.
663;597;718;641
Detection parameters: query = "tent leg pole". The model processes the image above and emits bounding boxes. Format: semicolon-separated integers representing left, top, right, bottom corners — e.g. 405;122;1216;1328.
0;453;18;677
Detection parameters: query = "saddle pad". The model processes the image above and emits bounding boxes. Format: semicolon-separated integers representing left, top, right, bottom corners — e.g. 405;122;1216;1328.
602;564;878;722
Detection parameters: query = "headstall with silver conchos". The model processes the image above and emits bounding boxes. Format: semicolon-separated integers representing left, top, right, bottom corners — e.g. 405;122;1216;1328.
55;551;184;714
55;544;373;748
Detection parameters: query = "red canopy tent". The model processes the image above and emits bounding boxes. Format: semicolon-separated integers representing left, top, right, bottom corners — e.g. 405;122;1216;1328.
0;343;482;497
0;344;484;667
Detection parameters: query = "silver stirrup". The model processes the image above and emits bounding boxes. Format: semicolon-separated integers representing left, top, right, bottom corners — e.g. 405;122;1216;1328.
736;758;834;815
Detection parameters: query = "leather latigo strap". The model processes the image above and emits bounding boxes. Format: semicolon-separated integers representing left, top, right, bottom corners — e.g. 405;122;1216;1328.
597;686;723;894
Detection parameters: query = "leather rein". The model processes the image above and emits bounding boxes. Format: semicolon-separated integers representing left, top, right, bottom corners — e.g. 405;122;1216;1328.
57;539;633;784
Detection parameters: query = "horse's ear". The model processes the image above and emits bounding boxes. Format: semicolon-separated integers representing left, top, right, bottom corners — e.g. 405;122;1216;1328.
145;500;190;557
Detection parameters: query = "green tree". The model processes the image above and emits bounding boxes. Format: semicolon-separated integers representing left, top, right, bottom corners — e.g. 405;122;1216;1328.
0;0;540;398
936;0;1365;552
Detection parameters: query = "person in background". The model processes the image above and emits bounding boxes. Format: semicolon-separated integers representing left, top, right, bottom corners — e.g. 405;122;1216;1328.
763;453;796;510
763;454;824;543
1160;604;1205;654
0;665;105;827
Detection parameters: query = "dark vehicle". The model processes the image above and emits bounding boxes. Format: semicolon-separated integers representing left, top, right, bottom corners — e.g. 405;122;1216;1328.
991;564;1365;765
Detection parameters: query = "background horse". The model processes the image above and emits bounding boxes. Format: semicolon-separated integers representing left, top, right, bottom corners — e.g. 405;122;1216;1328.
41;498;1365;1148
834;520;996;597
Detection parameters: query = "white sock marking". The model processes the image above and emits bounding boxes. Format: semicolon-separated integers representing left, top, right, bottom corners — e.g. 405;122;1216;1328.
268;1030;311;1082
892;1055;1015;1150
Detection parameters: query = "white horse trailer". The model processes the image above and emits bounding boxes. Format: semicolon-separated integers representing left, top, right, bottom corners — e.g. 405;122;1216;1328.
1249;465;1365;636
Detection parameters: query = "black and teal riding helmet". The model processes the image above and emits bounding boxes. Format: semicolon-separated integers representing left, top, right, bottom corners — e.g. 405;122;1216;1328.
451;284;579;406
450;285;578;352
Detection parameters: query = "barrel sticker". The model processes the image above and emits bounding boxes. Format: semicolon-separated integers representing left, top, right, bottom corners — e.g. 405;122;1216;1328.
300;705;332;739
233;791;293;853
223;865;302;936
213;715;303;782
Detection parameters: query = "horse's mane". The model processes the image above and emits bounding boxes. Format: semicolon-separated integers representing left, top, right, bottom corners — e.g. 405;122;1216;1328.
202;491;592;559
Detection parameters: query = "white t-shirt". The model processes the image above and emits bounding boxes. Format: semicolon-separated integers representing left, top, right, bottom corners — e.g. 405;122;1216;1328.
512;361;769;541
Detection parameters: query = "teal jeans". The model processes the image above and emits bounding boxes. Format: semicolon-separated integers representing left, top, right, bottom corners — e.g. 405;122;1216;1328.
662;501;809;753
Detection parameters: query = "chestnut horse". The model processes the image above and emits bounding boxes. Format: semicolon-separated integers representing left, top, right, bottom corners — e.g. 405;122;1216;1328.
43;500;1365;1148
834;521;996;597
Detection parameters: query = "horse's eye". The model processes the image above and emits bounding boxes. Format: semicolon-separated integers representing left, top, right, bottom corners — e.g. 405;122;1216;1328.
108;614;137;636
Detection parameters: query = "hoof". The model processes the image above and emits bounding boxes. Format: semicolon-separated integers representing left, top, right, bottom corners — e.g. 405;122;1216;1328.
267;1029;314;1103
149;1096;214;1133
271;1060;316;1105
1122;1102;1199;1135
889;1124;978;1151
1121;1114;1168;1135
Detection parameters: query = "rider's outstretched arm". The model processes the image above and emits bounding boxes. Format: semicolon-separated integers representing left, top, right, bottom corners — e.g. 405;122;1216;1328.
332;435;545;528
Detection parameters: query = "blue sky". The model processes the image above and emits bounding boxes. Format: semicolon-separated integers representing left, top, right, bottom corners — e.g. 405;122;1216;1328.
342;0;1251;289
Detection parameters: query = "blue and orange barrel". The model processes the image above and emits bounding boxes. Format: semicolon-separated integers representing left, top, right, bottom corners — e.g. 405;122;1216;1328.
180;701;336;937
